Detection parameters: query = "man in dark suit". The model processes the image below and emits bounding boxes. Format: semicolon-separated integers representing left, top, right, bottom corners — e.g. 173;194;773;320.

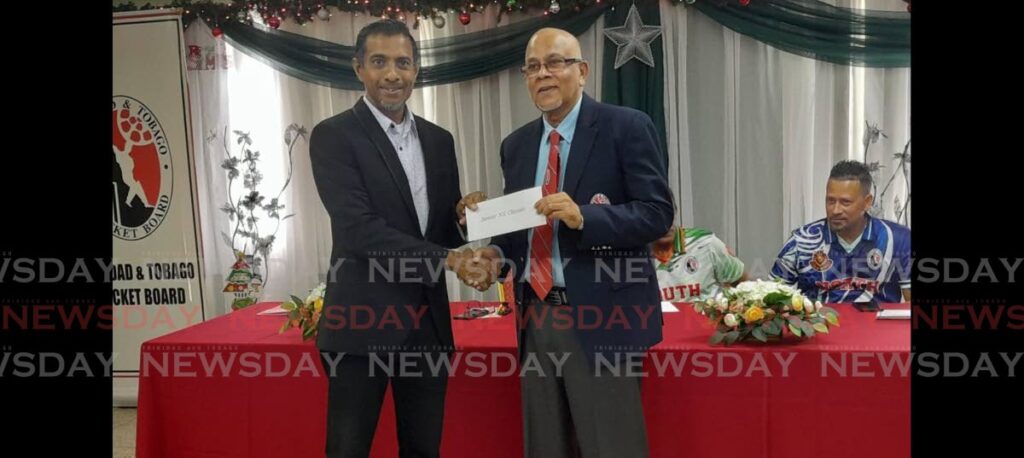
309;20;475;458
457;28;674;458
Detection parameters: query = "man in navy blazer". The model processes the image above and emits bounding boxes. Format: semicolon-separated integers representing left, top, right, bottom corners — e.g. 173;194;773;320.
457;28;673;458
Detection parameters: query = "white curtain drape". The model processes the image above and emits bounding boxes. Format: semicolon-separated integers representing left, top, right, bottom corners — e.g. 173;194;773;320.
660;0;910;279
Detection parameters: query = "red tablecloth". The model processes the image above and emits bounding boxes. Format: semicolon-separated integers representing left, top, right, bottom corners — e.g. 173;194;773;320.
136;302;909;458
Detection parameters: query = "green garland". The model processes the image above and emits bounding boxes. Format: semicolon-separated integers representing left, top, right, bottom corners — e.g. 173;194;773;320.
113;0;908;69
112;0;610;28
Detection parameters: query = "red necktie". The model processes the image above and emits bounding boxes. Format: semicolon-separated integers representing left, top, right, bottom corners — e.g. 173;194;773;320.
529;130;560;299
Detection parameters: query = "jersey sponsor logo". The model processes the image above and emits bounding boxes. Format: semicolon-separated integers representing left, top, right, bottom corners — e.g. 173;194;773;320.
815;277;880;294
684;256;700;274
810;249;833;272
867;248;883;270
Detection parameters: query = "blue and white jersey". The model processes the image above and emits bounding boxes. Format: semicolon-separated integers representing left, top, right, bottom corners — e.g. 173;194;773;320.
770;215;911;303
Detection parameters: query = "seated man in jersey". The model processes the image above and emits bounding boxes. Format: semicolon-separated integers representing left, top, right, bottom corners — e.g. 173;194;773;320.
771;160;911;303
652;220;748;303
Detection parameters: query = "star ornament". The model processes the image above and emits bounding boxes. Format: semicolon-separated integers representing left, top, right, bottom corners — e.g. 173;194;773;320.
603;4;663;69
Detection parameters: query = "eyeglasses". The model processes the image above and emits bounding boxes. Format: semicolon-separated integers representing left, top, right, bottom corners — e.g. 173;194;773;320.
521;57;585;76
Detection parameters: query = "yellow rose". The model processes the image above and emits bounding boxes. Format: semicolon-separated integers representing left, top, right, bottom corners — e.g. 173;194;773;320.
314;297;324;314
791;295;804;312
744;306;765;324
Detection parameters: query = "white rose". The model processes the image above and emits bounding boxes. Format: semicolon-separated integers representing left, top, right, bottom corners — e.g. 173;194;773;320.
306;283;327;303
724;314;739;327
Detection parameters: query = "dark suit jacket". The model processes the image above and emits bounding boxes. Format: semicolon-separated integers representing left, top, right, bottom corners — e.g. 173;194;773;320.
309;98;464;355
491;93;674;359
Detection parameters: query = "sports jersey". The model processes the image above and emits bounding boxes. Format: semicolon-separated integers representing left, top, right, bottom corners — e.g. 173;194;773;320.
770;215;911;303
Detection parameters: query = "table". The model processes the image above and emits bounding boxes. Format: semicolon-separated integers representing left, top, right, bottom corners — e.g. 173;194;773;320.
136;301;909;458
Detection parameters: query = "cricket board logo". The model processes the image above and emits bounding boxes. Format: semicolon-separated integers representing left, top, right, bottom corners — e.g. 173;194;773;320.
112;96;173;241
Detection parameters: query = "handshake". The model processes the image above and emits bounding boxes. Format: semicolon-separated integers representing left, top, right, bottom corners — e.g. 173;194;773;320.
445;246;501;292
447;191;500;291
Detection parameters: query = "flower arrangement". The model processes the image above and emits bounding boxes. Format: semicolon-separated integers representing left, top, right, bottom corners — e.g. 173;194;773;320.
692;280;840;345
279;282;325;341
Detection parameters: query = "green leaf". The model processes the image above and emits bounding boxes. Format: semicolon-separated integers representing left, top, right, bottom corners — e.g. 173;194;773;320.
302;325;316;340
281;301;296;311
819;306;840;318
788;323;803;337
766;320;782;336
752;327;768;343
724;331;741;345
278;320;291;334
762;292;790;306
800;321;816;338
813;323;830;334
710;331;726;345
825;312;840;326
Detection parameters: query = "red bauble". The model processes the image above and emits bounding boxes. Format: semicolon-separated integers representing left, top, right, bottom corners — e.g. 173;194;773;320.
458;11;471;25
211;27;223;37
267;16;281;29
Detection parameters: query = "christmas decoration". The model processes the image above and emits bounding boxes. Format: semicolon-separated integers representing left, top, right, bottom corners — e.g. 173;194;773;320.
603;3;662;69
223;251;261;310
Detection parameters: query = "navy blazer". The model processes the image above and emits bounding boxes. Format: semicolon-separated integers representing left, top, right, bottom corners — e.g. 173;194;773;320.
491;93;674;360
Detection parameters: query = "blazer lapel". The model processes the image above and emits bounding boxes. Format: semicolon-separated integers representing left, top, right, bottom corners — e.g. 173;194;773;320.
353;99;420;231
515;118;545;192
562;94;598;197
416;116;444;237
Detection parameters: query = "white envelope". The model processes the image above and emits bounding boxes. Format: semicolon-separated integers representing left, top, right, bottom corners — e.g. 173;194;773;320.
466;187;548;241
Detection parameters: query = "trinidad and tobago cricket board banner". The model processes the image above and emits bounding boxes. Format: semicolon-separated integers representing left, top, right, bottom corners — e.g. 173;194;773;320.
113;10;206;401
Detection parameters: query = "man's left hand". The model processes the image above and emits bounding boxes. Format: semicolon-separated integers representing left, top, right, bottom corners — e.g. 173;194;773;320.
535;192;583;230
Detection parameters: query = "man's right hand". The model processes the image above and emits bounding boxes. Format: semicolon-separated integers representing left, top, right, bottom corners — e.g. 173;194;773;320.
446;246;501;291
456;191;488;226
465;247;501;291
